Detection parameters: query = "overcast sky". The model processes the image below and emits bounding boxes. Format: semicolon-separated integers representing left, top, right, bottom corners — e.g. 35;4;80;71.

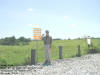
0;0;100;39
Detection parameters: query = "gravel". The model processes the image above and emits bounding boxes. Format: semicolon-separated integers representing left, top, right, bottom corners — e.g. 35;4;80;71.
1;54;100;75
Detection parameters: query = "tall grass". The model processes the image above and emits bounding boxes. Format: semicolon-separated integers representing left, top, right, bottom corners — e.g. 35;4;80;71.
0;39;99;66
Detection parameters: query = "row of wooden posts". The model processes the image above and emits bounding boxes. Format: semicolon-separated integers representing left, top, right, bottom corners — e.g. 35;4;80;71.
31;45;81;65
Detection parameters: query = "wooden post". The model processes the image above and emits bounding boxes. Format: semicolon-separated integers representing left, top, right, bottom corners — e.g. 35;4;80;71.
78;45;81;57
59;46;63;59
31;49;36;65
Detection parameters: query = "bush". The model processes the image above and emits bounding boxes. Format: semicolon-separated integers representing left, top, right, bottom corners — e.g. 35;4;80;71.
88;47;100;54
0;36;31;46
24;57;31;65
0;58;7;69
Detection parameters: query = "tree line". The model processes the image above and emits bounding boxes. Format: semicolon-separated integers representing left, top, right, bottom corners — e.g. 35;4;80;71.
0;36;31;45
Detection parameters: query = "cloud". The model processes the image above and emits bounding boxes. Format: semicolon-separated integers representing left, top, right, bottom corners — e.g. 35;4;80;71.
71;24;80;29
28;24;33;27
27;8;33;12
28;24;40;28
64;16;68;19
72;24;76;27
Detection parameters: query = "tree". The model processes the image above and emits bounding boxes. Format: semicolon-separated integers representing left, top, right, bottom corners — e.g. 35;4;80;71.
0;36;16;45
17;37;31;45
0;36;31;45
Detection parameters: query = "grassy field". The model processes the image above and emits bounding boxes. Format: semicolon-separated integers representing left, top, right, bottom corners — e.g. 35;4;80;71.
0;39;100;66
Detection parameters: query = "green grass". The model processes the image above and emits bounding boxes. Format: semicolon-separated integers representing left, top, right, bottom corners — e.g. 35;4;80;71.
0;39;100;66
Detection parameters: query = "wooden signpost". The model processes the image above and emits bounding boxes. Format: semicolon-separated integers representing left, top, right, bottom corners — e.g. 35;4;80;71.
33;28;41;64
33;28;41;40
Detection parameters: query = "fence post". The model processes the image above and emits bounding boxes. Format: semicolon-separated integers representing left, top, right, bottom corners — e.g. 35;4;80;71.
78;45;81;57
31;49;36;65
59;46;63;59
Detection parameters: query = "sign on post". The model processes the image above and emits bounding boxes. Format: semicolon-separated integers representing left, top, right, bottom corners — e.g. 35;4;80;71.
33;28;41;64
33;28;41;40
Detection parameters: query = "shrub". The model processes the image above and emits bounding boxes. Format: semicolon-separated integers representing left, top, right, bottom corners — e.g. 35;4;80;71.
0;58;7;69
24;57;31;65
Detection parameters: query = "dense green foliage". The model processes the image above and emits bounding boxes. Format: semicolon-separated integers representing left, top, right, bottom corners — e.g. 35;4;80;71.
0;36;31;45
0;39;99;66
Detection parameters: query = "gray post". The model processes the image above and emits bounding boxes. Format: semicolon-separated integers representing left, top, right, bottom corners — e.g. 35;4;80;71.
59;46;63;59
31;49;36;65
78;45;81;57
36;40;38;64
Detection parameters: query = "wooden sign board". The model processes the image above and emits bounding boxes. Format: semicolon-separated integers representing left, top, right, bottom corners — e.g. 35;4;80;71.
33;28;41;40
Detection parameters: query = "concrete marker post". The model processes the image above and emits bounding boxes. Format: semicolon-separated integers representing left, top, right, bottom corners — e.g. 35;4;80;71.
78;45;81;57
31;49;36;65
59;46;63;59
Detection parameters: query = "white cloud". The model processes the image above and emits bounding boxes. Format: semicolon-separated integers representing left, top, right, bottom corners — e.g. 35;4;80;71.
71;24;80;29
33;25;40;28
27;8;33;12
28;24;40;28
72;24;76;27
28;24;33;27
64;16;68;19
